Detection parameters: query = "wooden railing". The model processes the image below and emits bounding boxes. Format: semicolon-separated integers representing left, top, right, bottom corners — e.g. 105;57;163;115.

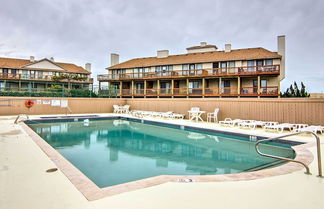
0;73;93;83
97;65;280;81
116;86;278;97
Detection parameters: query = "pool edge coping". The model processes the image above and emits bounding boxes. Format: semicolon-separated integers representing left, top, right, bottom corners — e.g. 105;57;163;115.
20;117;314;201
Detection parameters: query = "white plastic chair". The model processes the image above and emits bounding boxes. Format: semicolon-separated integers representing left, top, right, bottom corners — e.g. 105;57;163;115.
207;108;219;122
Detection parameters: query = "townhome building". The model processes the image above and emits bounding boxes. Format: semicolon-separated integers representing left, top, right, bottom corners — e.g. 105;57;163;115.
98;36;285;98
0;56;93;91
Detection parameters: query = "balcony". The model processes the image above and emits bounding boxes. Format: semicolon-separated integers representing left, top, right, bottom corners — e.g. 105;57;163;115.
97;65;280;81
115;86;278;97
0;73;93;83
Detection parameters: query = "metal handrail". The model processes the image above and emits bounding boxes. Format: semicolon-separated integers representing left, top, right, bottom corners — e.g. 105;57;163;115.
14;114;29;124
255;131;322;177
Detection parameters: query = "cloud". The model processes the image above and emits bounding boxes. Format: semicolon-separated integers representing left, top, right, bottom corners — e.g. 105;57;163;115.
0;0;323;92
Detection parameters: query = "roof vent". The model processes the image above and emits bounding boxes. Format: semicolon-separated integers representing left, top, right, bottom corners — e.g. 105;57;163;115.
157;50;169;58
30;56;35;62
50;57;54;62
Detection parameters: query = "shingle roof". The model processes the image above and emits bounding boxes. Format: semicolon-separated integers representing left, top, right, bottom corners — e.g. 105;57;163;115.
0;57;90;74
107;47;281;70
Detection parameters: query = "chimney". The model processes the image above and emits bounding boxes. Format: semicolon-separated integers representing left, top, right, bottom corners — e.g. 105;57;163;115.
278;35;286;81
50;57;54;62
30;56;35;62
200;42;207;47
110;53;119;66
85;63;91;72
157;50;169;58
225;44;231;52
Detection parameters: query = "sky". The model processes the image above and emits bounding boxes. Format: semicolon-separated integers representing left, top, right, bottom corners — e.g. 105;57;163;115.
0;0;323;92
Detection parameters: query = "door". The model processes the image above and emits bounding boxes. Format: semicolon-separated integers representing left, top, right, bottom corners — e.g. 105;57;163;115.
212;62;219;74
253;80;258;94
256;60;264;72
189;64;195;75
222;80;231;94
2;69;8;78
220;62;227;74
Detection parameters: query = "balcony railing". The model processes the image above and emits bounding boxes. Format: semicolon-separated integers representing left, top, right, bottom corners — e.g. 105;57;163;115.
116;86;278;97
97;65;280;81
0;73;93;83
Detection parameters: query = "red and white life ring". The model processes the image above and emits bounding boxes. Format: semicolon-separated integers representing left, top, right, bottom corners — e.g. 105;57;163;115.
25;99;34;108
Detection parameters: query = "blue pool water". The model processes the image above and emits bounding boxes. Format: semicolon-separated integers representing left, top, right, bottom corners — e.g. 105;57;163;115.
27;118;295;188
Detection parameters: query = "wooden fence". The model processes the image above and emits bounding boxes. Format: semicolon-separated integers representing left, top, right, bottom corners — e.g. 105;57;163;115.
0;97;323;125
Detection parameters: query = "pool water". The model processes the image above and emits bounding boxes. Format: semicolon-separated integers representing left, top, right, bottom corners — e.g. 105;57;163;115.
27;118;295;188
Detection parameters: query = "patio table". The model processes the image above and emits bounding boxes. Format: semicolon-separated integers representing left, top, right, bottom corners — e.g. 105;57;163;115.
188;110;206;122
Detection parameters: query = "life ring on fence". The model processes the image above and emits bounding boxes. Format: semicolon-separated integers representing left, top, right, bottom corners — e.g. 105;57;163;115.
25;99;34;108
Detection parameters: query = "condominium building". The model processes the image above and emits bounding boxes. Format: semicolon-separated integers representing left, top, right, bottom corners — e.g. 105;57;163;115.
98;36;285;98
0;56;93;90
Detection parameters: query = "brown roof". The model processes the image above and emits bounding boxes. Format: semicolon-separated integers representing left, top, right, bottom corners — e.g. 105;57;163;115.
186;44;218;50
107;47;281;70
0;57;90;74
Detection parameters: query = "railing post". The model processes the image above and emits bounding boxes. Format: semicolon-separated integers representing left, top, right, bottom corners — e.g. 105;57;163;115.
157;80;160;97
202;78;205;97
171;79;174;98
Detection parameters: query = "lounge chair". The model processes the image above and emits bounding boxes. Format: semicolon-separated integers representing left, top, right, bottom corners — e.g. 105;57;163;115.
294;125;322;134
171;113;185;119
263;123;296;133
207;108;220;122
219;118;244;126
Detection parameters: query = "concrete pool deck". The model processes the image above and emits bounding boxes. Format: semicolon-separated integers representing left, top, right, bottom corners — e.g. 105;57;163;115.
1;114;323;209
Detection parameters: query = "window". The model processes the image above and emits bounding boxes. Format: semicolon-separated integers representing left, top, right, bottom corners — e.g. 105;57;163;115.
196;64;203;69
11;69;17;74
256;60;263;66
265;59;273;66
247;60;254;66
261;79;267;87
228;61;235;68
189;81;200;88
182;64;189;70
160;82;171;89
155;65;172;73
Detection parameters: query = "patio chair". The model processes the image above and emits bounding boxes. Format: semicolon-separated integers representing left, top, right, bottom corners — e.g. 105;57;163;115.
207;108;220;122
122;105;130;114
263;123;292;133
188;107;200;119
113;105;122;114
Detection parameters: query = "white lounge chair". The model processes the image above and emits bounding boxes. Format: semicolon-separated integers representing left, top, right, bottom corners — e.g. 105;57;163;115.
171;113;185;119
263;123;296;133
219;118;244;126
161;111;173;119
207;108;220;122
294;125;322;134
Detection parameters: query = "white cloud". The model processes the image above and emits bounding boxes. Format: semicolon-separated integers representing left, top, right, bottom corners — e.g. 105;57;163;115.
0;0;323;92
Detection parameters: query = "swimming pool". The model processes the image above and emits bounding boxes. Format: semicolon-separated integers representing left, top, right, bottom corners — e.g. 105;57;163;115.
26;117;296;188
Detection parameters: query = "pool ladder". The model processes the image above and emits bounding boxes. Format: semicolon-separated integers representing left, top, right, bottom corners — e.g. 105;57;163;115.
255;131;322;177
14;114;30;124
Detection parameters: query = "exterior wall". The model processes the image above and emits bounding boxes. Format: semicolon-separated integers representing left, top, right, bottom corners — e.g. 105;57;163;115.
1;97;323;125
207;79;219;87
241;78;255;87
202;63;212;69
26;60;64;70
126;98;324;125
261;76;278;86
0;97;125;116
187;48;217;53
173;65;182;71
